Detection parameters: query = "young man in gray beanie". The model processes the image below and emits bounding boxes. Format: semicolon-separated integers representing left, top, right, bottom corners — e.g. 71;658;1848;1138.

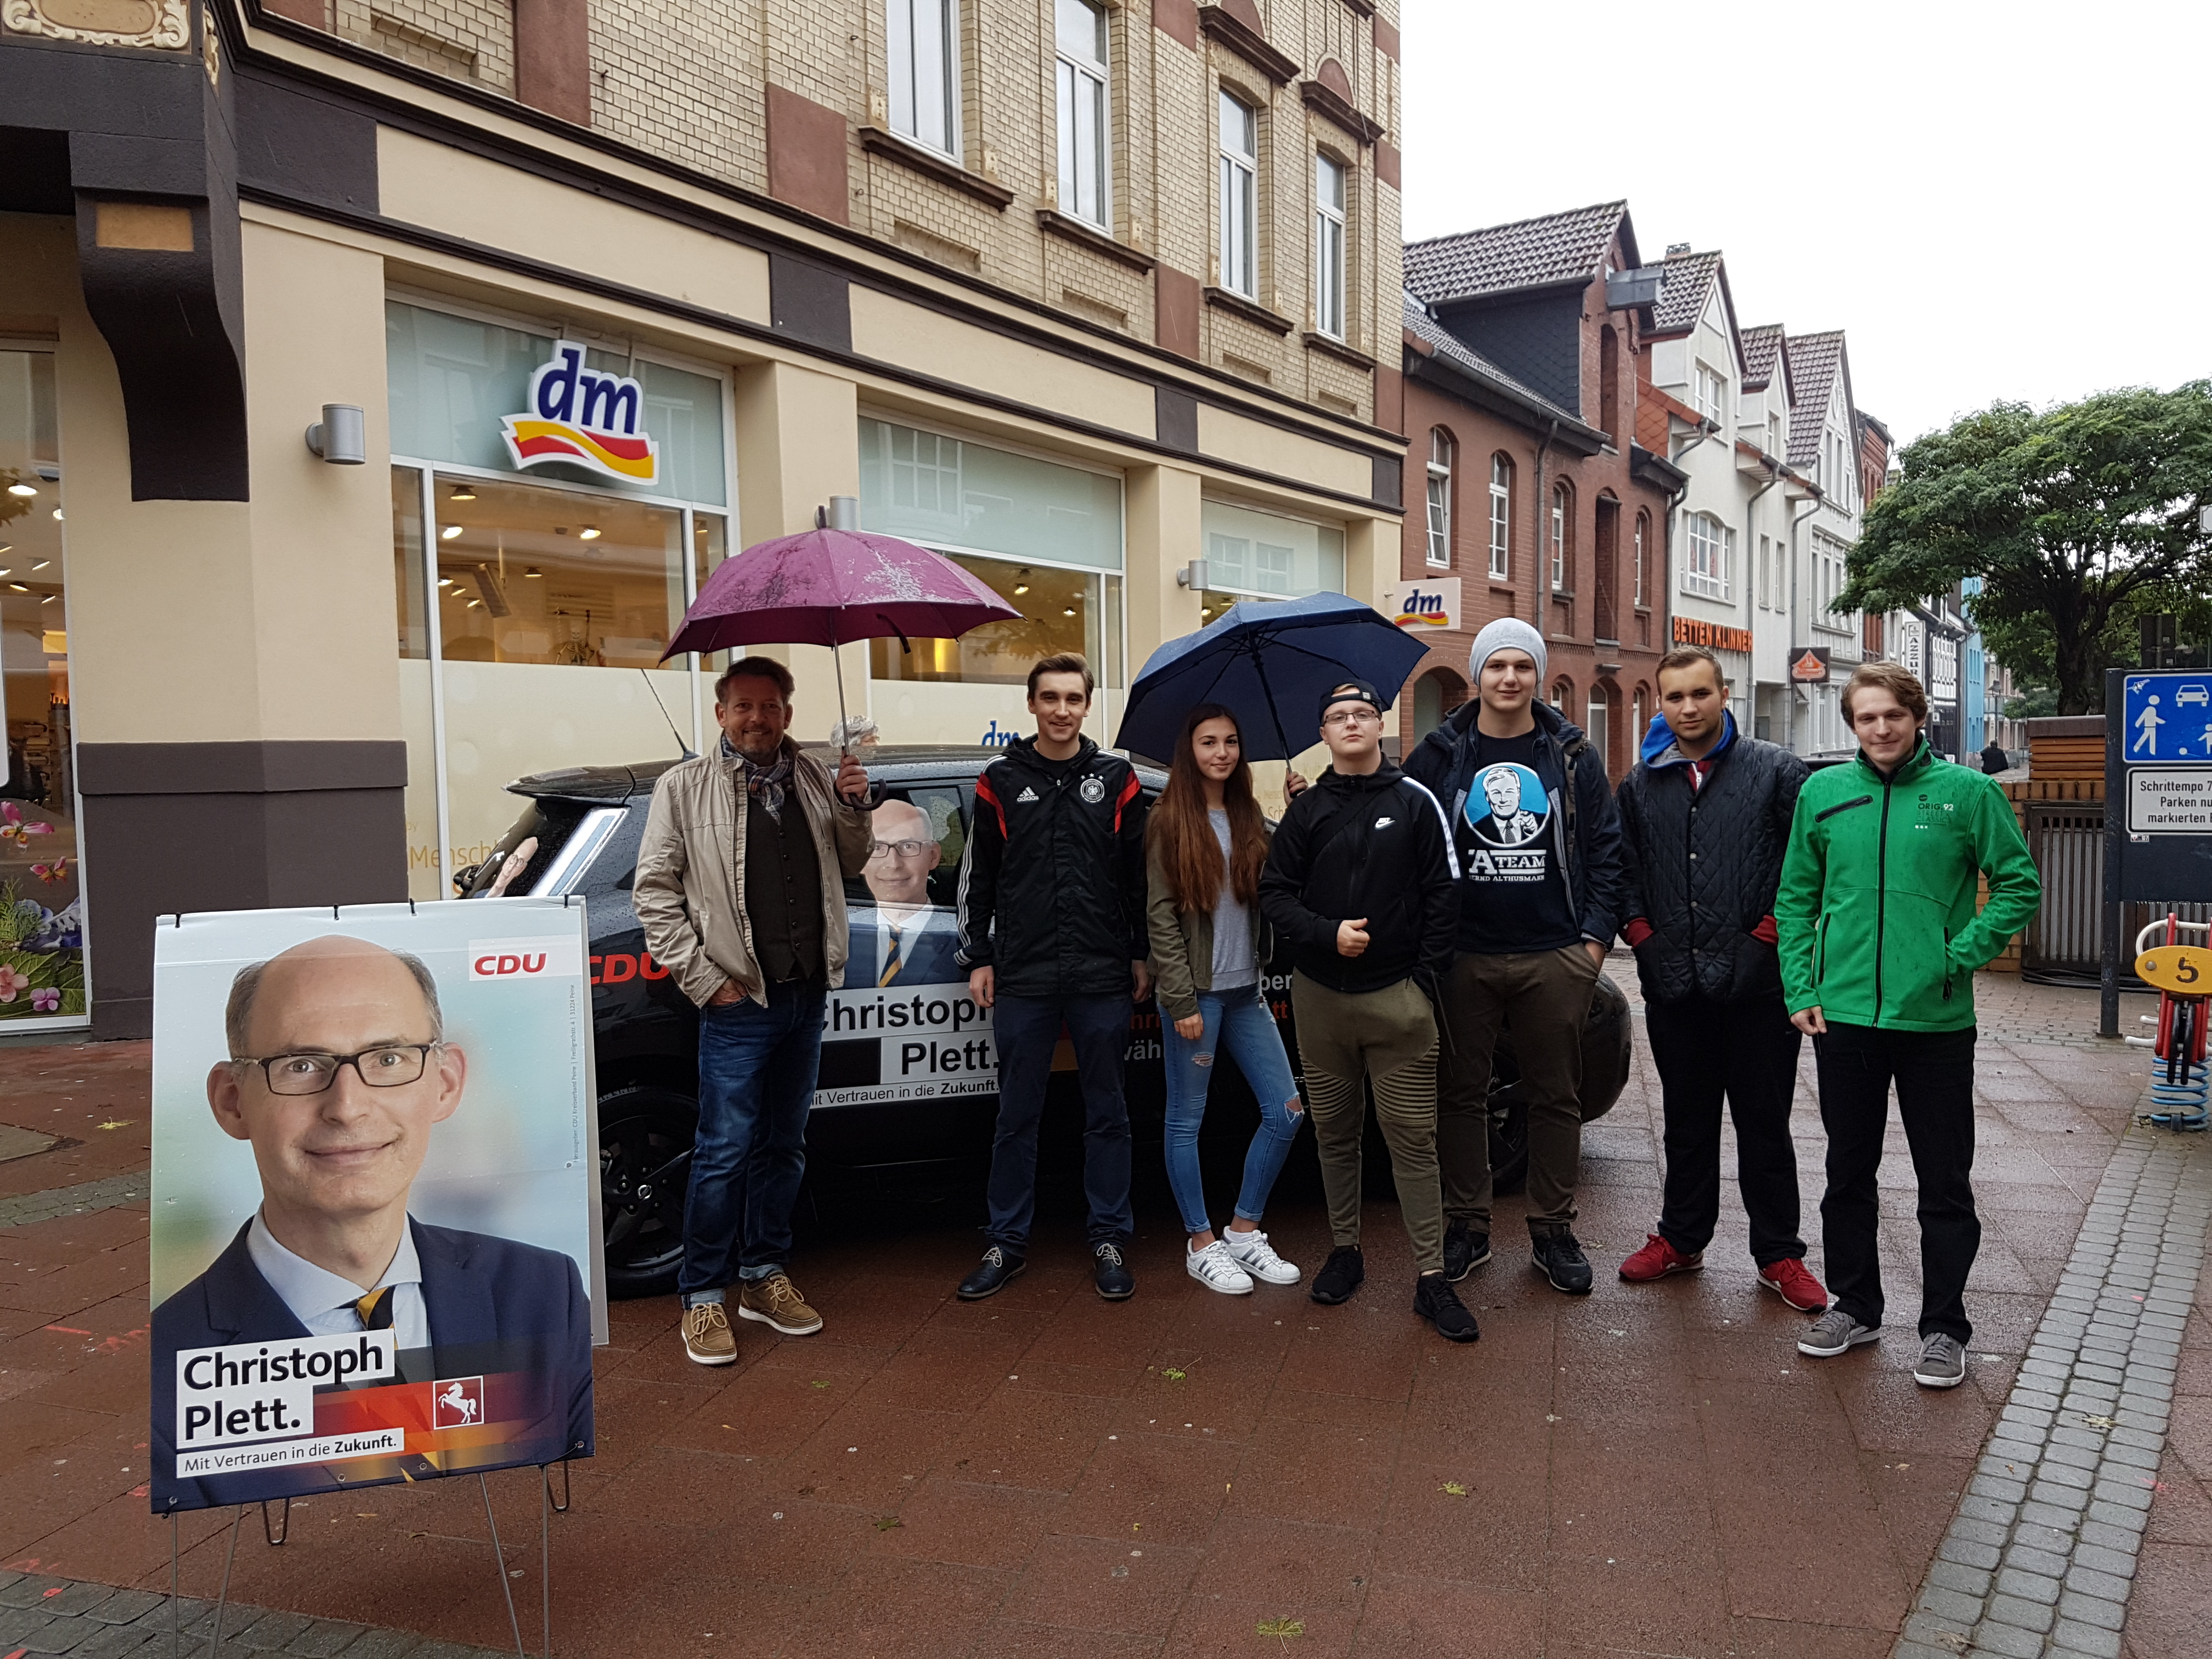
1404;617;1625;1294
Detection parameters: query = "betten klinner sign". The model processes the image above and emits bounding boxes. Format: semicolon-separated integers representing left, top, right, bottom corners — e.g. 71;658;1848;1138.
500;341;660;486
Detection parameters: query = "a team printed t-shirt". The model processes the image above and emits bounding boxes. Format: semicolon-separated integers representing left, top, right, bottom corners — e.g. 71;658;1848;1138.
1455;729;1580;954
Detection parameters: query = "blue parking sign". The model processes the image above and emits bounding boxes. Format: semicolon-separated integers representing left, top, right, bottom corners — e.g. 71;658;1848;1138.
2123;672;2212;764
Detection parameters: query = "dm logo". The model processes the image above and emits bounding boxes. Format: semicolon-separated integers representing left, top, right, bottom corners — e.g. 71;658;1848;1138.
500;341;659;486
1394;585;1450;628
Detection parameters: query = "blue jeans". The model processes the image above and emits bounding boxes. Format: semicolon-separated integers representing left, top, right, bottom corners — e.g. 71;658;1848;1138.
985;991;1135;1251
679;981;826;1306
1162;984;1304;1234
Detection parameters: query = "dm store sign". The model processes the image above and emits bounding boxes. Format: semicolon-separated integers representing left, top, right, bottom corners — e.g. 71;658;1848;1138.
500;341;659;486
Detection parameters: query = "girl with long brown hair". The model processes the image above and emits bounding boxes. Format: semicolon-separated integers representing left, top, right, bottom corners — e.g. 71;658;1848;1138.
1146;703;1305;1294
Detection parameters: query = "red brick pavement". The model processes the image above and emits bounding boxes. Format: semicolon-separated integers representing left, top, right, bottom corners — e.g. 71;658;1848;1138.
0;981;2183;1657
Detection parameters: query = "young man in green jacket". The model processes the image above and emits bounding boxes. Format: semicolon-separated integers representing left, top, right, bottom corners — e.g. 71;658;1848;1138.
1778;662;2040;1389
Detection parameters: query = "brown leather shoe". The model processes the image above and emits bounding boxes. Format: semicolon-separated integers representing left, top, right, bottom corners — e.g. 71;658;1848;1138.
738;1273;824;1336
681;1301;738;1365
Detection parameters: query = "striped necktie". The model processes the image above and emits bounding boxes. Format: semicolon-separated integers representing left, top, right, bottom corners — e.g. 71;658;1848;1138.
878;925;903;986
355;1286;396;1330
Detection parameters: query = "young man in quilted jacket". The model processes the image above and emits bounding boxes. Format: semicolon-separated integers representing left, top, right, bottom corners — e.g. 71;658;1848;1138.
1614;645;1825;1314
1780;662;2040;1389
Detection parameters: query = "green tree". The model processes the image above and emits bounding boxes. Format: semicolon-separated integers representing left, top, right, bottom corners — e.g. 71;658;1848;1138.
1842;385;2212;713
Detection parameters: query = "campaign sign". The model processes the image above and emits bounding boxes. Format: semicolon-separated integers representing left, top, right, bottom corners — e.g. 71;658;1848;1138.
818;904;995;1105
2123;672;2212;764
149;898;601;1514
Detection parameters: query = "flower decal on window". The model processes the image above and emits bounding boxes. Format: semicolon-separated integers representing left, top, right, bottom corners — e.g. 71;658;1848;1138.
0;804;53;845
0;965;29;1002
30;988;59;1013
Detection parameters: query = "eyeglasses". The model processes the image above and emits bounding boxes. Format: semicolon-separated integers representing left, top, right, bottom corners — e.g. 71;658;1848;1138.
867;838;933;860
235;1045;440;1096
1322;708;1381;729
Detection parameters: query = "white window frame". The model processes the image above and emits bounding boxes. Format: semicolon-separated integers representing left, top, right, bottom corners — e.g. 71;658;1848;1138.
889;0;961;159
1632;512;1645;606
1550;484;1568;592
1487;455;1510;580
1313;152;1347;340
1054;0;1110;230
1694;360;1726;426
1424;429;1452;568
1684;511;1729;600
1218;91;1258;299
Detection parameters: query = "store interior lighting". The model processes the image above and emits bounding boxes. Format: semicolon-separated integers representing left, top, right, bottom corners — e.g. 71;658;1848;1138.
524;567;543;578
579;527;601;540
6;482;34;497
440;525;462;540
449;484;477;501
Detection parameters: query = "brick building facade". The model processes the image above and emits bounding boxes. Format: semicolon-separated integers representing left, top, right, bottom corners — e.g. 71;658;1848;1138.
0;0;1406;1034
1391;202;1682;782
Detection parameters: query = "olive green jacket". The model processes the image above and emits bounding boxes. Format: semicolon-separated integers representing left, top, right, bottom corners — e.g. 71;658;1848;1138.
1146;822;1271;1024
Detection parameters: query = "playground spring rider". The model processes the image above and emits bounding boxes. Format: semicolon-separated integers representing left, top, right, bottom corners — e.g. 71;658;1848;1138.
2134;915;2211;1131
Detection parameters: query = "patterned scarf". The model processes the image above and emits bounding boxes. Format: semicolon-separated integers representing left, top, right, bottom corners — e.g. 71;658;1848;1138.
723;734;794;822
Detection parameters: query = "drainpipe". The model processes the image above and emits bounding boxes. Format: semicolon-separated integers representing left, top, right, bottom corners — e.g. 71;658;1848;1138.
1788;493;1822;752
1663;418;1719;663
1743;459;1782;696
1530;418;1559;635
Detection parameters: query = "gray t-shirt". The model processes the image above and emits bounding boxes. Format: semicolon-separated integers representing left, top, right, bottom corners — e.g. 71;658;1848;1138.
1209;809;1258;990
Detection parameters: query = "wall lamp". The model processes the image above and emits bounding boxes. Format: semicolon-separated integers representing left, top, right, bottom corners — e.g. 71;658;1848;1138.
304;404;366;465
1175;560;1209;589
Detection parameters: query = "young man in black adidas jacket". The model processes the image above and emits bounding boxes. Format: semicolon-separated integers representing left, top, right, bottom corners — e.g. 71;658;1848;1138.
1259;679;1475;1341
955;652;1150;1302
1403;617;1625;1296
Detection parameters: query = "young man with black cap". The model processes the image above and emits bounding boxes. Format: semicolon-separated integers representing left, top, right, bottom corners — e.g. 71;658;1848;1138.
1259;679;1474;1341
1404;617;1626;1295
955;653;1151;1303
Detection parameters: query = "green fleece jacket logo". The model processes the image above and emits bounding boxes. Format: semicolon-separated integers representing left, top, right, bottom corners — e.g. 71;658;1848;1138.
1776;740;2041;1032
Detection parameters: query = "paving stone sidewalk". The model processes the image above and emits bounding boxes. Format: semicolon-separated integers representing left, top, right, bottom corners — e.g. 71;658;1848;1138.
3;983;2209;1657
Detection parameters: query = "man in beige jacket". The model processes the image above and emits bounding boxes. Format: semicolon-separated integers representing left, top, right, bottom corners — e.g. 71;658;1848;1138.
634;658;871;1364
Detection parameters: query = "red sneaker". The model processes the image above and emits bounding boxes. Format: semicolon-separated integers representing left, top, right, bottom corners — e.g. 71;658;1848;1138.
1618;1233;1703;1282
1759;1257;1829;1312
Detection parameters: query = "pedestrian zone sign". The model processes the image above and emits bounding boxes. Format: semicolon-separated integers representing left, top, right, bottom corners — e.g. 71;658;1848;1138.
2123;672;2212;765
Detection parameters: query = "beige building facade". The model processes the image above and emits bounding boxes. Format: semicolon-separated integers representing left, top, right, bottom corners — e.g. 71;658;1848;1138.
0;0;1404;1035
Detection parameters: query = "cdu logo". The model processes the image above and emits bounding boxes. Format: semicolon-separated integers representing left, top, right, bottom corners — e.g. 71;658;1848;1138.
500;341;659;486
469;936;585;981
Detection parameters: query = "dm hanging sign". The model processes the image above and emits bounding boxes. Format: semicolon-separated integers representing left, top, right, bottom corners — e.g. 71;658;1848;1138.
499;342;659;486
1383;577;1459;632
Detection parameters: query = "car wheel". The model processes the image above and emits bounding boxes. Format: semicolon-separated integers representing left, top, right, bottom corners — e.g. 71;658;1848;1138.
599;1085;696;1300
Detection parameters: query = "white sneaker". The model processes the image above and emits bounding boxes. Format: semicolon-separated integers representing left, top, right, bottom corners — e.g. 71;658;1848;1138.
1184;1238;1254;1295
1220;1227;1301;1285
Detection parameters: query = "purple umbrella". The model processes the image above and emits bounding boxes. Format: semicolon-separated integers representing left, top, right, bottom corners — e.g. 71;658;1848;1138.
664;523;1019;746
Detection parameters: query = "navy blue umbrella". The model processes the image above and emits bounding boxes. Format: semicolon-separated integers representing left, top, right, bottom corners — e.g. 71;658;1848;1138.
1115;591;1432;763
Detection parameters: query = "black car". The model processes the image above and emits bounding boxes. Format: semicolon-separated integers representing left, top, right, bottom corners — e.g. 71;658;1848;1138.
456;745;1629;1296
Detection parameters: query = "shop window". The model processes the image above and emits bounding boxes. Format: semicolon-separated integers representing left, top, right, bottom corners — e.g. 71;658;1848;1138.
889;0;961;158
1056;0;1110;229
386;301;726;507
433;477;684;669
0;346;81;1025
1202;499;1345;602
870;554;1109;686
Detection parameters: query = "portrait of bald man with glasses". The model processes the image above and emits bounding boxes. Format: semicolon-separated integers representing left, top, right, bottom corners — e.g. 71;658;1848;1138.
151;934;593;1510
846;798;964;988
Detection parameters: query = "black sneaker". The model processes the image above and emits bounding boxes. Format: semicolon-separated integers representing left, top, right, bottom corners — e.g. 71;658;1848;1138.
1443;1221;1492;1283
1093;1241;1136;1300
957;1245;1026;1301
1310;1245;1365;1305
1413;1272;1480;1342
1531;1231;1594;1295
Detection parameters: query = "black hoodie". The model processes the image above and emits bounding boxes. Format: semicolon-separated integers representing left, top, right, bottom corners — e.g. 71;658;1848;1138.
1257;762;1458;995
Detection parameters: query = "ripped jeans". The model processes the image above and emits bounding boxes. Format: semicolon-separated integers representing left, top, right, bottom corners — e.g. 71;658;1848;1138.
1161;983;1305;1235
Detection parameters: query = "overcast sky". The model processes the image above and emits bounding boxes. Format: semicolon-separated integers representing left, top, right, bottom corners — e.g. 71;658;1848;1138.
1400;0;2210;448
